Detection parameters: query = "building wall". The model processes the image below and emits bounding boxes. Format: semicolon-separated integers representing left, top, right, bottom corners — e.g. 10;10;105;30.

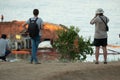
0;21;62;41
0;21;24;39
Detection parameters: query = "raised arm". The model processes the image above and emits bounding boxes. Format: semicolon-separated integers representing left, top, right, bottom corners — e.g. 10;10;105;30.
22;23;28;30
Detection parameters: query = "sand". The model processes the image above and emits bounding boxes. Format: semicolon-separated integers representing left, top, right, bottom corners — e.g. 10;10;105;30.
0;61;120;80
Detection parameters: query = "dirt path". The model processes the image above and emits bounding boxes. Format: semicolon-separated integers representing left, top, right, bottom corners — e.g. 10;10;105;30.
0;61;120;80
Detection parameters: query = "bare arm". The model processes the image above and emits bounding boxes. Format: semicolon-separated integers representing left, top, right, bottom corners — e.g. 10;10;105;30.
40;23;44;30
90;18;95;25
90;14;98;25
22;23;28;30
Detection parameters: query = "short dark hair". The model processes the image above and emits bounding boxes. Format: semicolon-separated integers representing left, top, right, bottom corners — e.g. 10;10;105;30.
33;9;39;16
1;34;7;39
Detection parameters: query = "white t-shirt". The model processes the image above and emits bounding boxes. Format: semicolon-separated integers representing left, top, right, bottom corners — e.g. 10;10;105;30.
0;38;9;56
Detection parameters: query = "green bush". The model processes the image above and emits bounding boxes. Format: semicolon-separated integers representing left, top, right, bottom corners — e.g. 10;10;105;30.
53;25;93;61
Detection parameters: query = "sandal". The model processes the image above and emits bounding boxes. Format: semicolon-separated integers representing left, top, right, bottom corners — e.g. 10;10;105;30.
104;62;107;64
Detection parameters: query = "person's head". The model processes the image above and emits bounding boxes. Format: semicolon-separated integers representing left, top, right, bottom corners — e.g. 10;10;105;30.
1;34;7;39
96;8;104;16
33;9;39;16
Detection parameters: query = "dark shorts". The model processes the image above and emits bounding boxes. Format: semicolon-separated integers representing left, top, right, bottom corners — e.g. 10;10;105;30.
94;38;107;47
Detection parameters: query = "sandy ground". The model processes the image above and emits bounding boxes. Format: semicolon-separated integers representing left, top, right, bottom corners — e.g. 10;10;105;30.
0;61;120;80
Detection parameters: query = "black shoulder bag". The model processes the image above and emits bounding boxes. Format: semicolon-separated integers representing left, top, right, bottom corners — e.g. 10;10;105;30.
99;16;109;31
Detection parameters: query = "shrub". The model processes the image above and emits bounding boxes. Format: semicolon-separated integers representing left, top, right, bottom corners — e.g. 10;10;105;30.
53;25;93;61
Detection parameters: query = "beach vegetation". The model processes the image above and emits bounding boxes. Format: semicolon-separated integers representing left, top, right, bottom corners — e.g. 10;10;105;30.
52;25;93;61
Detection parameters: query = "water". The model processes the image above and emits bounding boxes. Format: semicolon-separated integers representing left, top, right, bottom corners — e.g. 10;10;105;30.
86;54;120;62
0;0;120;44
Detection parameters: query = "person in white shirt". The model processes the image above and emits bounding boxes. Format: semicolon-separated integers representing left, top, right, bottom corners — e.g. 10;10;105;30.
23;9;44;64
90;8;109;64
0;34;11;61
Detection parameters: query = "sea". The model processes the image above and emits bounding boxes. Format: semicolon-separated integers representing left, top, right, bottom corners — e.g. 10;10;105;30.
0;0;120;62
0;0;120;45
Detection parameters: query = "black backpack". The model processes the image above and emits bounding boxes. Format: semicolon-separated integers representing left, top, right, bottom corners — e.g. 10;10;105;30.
28;18;39;38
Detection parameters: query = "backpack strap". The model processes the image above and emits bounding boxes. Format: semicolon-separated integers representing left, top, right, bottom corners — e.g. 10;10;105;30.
99;16;107;24
34;17;38;22
34;18;39;29
99;16;109;31
29;18;31;23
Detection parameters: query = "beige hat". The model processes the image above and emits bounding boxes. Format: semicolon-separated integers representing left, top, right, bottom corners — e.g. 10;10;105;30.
96;8;104;14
